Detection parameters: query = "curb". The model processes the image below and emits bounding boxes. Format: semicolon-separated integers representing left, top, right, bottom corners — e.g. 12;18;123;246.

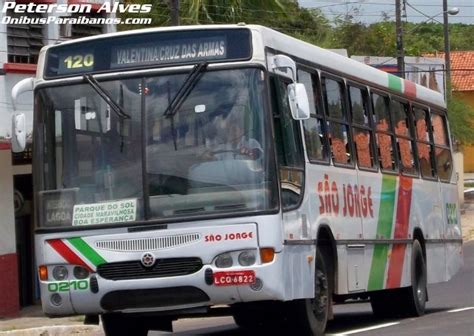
0;325;102;335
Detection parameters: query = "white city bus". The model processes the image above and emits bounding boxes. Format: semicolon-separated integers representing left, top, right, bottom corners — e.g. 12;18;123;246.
12;25;462;336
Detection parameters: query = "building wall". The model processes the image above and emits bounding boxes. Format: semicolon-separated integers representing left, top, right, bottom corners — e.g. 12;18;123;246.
0;148;19;317
0;0;117;316
454;91;474;173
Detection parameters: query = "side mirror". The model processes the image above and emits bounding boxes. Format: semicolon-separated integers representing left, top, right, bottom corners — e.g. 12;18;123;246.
11;113;26;153
11;77;34;153
287;83;310;120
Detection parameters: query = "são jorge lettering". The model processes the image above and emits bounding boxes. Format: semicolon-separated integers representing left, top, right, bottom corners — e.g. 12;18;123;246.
317;174;374;218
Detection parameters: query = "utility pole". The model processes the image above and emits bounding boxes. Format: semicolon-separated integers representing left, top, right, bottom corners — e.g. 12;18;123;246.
443;0;451;98
395;0;405;78
170;0;180;26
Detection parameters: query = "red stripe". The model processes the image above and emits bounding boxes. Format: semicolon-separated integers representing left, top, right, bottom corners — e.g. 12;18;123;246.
386;176;413;289
404;79;417;98
3;63;37;74
0;143;11;150
47;240;93;272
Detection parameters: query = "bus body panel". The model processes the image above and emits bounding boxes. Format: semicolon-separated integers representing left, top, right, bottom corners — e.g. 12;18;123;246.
28;25;462;322
36;214;291;315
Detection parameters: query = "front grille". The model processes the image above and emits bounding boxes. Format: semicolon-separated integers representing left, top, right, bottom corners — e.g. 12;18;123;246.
97;258;203;280
95;233;201;252
101;286;210;311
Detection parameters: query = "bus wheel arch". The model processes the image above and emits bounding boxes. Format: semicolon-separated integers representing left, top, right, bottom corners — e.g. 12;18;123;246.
316;225;337;306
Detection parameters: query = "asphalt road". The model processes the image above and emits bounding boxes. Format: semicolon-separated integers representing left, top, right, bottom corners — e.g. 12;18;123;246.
150;241;474;336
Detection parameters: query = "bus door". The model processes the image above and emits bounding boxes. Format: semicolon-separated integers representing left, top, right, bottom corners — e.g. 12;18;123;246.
346;84;376;292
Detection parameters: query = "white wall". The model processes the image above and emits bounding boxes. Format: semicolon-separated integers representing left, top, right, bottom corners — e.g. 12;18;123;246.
0;150;15;255
454;152;464;206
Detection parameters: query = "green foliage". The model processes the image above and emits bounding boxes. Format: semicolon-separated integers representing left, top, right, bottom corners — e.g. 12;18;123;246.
117;2;474;144
447;95;474;145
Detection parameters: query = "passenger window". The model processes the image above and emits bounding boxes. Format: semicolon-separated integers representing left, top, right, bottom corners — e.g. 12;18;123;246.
372;93;396;171
322;77;351;165
392;100;417;175
432;114;448;146
350;86;375;168
431;113;452;181
323;78;345;120
413;107;435;179
298;70;328;162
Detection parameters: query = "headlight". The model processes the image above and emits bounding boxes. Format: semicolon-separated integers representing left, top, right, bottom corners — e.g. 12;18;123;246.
238;251;256;266
215;253;233;268
52;266;68;280
73;266;89;279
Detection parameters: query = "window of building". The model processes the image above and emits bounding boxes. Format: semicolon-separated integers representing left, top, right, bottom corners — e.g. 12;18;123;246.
392;100;417;175
61;13;104;39
349;85;375;169
322;77;352;165
431;113;453;182
298;70;328;162
413;107;436;179
372;93;396;171
7;10;44;64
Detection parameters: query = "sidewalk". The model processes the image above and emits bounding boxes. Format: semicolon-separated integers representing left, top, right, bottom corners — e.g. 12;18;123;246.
1;207;473;335
0;306;102;335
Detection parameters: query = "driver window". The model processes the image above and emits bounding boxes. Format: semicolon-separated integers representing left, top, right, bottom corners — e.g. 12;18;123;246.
270;76;304;210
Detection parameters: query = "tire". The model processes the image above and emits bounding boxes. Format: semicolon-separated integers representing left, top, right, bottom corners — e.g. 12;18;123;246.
403;239;427;316
370;240;427;318
290;249;329;336
101;314;148;336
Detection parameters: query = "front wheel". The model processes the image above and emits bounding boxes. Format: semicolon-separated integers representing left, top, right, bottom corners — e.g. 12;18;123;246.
289;249;329;336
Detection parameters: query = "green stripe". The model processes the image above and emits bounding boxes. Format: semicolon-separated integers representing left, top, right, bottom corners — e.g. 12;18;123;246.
368;175;397;291
67;238;106;267
388;74;402;93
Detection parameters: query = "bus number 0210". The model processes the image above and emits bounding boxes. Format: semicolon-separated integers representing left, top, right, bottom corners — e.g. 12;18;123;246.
63;54;94;69
48;280;89;292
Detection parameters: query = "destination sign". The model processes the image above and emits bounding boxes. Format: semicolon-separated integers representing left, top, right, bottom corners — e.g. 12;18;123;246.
39;189;78;227
45;29;251;78
111;37;227;68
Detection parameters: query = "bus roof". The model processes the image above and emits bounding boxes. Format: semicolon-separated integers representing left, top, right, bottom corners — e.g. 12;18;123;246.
41;24;446;109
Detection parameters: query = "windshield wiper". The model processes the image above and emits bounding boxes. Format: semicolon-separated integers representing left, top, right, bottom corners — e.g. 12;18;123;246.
83;74;131;120
163;62;208;117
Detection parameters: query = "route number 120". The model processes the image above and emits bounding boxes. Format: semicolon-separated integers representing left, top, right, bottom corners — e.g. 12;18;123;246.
63;54;94;69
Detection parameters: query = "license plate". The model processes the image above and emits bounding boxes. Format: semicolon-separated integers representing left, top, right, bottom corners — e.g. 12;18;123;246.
213;270;256;286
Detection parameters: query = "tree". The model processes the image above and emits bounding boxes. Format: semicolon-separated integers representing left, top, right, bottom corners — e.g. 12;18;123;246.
447;95;474;146
118;0;331;47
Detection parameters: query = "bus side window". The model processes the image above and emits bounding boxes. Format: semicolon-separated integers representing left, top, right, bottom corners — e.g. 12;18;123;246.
391;100;417;176
270;77;305;210
349;85;375;169
431;112;453;182
413;107;436;179
372;93;396;171
297;70;328;162
322;77;352;166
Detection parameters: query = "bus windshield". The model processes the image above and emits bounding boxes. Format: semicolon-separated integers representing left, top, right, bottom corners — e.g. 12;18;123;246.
36;68;277;228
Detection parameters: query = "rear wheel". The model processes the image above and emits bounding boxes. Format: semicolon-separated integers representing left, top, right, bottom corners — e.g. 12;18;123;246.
403;239;427;316
370;240;427;318
290;249;329;336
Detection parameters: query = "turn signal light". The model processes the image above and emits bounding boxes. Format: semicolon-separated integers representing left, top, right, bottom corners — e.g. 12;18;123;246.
39;265;48;281
260;248;275;264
